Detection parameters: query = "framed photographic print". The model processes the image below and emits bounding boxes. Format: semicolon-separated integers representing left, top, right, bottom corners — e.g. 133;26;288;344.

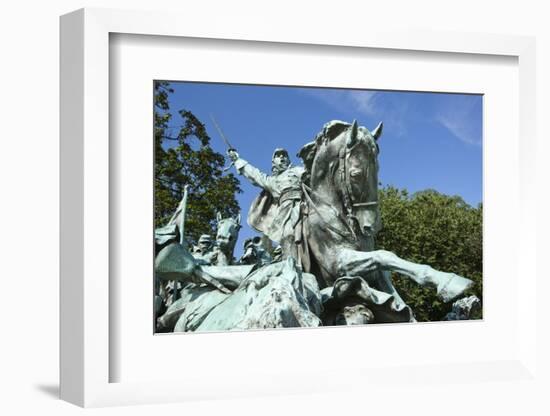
60;7;538;408
152;81;483;334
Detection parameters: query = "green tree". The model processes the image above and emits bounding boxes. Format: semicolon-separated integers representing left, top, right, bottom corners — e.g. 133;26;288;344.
376;186;482;321
154;81;241;244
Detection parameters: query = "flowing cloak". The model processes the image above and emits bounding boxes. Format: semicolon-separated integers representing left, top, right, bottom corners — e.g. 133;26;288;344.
247;190;278;236
234;158;304;243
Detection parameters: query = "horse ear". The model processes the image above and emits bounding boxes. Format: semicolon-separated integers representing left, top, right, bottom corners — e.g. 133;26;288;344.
216;212;222;222
372;122;383;141
236;213;241;225
347;120;358;148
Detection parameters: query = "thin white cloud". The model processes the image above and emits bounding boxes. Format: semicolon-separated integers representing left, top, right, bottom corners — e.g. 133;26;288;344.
299;89;351;113
437;115;480;145
300;88;405;136
300;88;378;116
347;91;378;115
436;95;482;146
302;88;481;144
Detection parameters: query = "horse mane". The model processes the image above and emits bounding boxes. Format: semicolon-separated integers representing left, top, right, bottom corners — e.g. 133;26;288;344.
320;120;352;144
297;120;351;176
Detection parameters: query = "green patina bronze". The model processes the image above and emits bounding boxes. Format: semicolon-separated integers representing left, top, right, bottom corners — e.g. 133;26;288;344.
154;120;476;332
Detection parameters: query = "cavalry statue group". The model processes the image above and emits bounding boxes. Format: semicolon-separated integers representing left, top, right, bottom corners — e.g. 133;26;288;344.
154;120;476;332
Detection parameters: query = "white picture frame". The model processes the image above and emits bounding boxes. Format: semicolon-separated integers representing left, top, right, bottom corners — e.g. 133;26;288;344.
60;7;539;408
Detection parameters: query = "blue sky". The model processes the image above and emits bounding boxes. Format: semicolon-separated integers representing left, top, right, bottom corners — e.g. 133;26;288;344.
162;82;482;257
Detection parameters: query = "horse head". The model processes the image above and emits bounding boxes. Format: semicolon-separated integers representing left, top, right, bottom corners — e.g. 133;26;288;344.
215;212;241;255
301;120;383;239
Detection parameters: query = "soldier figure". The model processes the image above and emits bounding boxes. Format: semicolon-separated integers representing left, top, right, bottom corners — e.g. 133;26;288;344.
192;234;217;265
228;148;305;261
239;236;272;266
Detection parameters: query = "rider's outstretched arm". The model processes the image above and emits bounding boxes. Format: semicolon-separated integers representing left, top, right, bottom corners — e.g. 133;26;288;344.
228;150;276;195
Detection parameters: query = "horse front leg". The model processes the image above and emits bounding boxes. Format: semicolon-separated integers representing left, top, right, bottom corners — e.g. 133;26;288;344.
337;248;473;302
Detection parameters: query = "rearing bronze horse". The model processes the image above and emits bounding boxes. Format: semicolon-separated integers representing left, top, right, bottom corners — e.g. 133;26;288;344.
298;120;472;303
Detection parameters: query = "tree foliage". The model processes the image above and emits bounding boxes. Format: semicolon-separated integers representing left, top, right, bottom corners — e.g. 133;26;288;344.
154;81;242;244
376;186;483;321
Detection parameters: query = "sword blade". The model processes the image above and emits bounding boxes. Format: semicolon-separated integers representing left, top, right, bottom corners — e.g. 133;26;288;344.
209;114;235;150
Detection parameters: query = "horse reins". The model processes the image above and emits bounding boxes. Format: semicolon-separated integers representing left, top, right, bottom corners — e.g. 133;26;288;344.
338;142;379;232
301;182;356;241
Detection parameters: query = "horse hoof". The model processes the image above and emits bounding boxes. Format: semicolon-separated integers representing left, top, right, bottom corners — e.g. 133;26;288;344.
437;274;473;302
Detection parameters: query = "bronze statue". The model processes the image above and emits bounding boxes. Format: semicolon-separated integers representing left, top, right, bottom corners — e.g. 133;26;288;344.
227;148;305;261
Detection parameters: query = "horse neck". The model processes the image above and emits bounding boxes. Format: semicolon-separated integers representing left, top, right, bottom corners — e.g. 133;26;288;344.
312;186;342;207
216;248;232;265
220;239;236;256
307;181;347;229
308;170;369;250
309;174;346;214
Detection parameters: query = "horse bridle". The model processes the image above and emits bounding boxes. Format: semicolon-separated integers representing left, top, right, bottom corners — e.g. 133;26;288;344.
338;140;379;231
300;129;379;242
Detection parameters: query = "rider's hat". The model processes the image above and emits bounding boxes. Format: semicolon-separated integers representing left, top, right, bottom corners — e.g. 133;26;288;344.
272;148;289;160
198;234;212;244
